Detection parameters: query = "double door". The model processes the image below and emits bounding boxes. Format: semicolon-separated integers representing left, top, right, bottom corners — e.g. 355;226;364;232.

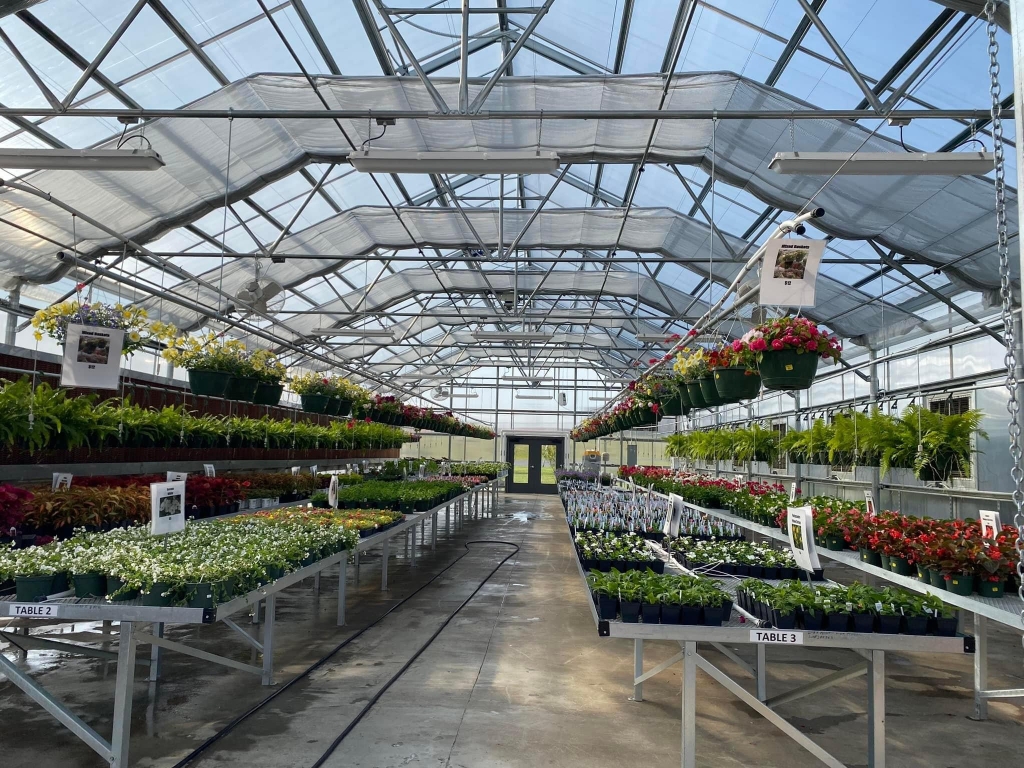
506;436;563;494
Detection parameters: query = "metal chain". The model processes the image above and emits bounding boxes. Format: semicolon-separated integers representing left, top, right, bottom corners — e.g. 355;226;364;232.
984;1;1024;628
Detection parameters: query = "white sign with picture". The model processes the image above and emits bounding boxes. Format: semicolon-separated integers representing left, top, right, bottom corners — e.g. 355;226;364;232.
150;480;186;536
328;474;339;510
51;472;72;491
759;238;825;307
166;471;187;482
786;505;821;573
203;464;216;477
60;324;124;390
979;509;1002;541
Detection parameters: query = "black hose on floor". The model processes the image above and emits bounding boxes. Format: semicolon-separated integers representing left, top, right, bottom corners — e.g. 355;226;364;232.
170;539;519;768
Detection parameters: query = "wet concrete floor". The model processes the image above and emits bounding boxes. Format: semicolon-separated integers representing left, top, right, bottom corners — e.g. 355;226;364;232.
0;493;1022;767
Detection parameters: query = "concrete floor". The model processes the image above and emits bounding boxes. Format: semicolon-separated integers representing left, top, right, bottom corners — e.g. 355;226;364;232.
1;492;1022;768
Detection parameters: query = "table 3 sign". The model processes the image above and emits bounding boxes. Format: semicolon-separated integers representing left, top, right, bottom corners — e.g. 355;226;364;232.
750;629;804;645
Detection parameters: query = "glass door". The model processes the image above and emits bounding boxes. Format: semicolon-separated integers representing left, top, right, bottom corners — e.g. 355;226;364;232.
505;437;564;494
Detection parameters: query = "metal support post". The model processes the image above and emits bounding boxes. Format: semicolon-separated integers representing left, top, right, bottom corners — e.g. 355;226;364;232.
251;599;261;625
261;594;275;686
313;571;321;597
148;622;163;683
354;548;360;579
110;621;137;768
867;650;885;768
972;614;988;720
411;523;417;566
381;539;390;590
632;639;644;701
756;644;767;702
431;511;437;550
681;641;697;768
793;391;803;494
337;557;347;627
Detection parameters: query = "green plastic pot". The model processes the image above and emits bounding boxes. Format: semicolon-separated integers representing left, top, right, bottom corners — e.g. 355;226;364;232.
926;568;947;590
223;376;259;401
188;369;231;397
889;556;915;577
685;381;708;409
660;393;683;416
635;407;659;426
326;396;343;416
758;348;820;391
15;574;53;601
142;582;174;607
697;375;725;406
946;573;974;596
252;382;284;406
826;535;845;551
713;367;762;401
335;399;352;417
676;381;693;409
300;394;331;414
106;576;139;601
73;572;107;599
977;579;1004;598
859;548;882;567
186;582;215;609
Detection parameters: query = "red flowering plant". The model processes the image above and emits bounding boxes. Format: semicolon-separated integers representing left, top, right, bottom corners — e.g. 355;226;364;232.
0;483;33;532
734;317;842;367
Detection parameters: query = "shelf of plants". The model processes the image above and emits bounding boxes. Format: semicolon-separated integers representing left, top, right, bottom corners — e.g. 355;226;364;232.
0;475;501;768
558;478;972;768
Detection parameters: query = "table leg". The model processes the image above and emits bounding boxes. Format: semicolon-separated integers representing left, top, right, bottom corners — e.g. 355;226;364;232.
251;599;261;625
756;644;767;702
313;571;321;597
354;548;361;580
431;512;437;550
381;539;389;591
110;621;137;768
681;641;697;768
411;524;417;566
973;614;988;721
867;649;885;768
632;639;644;702
337;558;346;627
148;622;163;683
261;594;276;686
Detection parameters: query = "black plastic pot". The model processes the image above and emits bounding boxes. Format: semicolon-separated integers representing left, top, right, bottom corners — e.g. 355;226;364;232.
877;615;901;634
15;574;53;601
142;582;174;607
702;605;726;626
889;556;915;577
825;612;850;632
598;595;618;620
223;376;259;401
641;603;661;624
106;576;139;601
661;604;681;625
903;616;928;636
300;394;331;414
326;397;342;416
800;609;825;630
771;609;797;630
933;616;958;637
73;572;106;599
758;348;820;391
685;381;708;409
187;369;231;397
620;600;641;623
697;375;725;407
252;382;284;406
851;613;875;633
680;605;702;625
676;381;693;409
859;548;882;567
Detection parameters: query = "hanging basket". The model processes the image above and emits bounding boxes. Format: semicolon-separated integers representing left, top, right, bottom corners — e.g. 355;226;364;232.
660;393;683;416
634;407;658;426
758;349;819;391
685;381;708;409
326;397;343;416
188;369;231;397
336;399;353;417
676;381;693;409
697;375;725;407
300;394;331;413
223;376;259;401
714;367;762;401
252;383;284;406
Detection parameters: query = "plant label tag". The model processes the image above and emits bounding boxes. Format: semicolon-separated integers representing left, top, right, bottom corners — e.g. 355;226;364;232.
786;506;820;572
51;472;72;491
203;464;215;477
291;466;300;476
60;323;124;390
310;465;318;476
166;471;187;482
328;474;339;509
864;490;876;518
665;494;683;537
8;603;59;618
150;480;186;536
750;629;803;645
789;482;797;502
979;509;1001;540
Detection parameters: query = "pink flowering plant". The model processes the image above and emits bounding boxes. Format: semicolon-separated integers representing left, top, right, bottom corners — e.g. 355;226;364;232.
731;317;842;368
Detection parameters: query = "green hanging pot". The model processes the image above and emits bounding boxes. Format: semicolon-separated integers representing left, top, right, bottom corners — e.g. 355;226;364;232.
300;394;331;414
676;381;693;409
335;399;353;417
685;381;708;409
660;394;683;416
758;349;819;391
697;375;725;407
187;369;231;397
252;382;284;406
713;367;762;401
326;397;343;416
223;376;259;401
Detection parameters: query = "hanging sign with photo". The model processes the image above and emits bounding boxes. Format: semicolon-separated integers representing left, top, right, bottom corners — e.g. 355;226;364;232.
60;324;124;390
759;239;825;307
328;474;339;510
150;480;186;536
979;510;1002;541
786;505;821;573
51;473;72;491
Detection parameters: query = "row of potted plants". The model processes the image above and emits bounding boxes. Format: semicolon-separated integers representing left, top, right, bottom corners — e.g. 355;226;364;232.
737;580;958;635
1;509;361;605
574;531;664;573
244;506;404;539
586;568;733;625
0;379;409;456
334;478;473;513
571;319;843;441
666;406;986;482
668;535;807;578
560;483;669;535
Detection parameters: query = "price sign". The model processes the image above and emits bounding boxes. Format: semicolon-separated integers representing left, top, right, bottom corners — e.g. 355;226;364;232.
979;509;1002;540
750;629;804;645
166;471;187;482
786;505;821;572
52;472;72;491
8;603;59;618
203;464;216;477
665;493;684;537
291;466;300;476
309;465;318;476
328;474;339;509
864;490;876;518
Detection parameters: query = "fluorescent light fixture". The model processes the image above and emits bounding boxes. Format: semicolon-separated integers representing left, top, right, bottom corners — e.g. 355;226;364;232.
472;331;553;342
768;151;994;176
501;375;556;382
515;393;553;401
635;333;677;343
589;396;612;402
0;148;165;171
349;149;560;174
448;393;479;399
311;328;395;339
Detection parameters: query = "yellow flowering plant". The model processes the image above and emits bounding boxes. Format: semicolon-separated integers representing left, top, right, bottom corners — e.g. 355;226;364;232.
31;301;163;356
672;347;709;382
250;349;287;384
160;333;250;374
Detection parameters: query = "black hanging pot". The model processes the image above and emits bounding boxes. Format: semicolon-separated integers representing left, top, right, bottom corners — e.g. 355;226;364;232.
758;349;819;391
252;382;284;406
697;375;725;407
685;381;708;409
336;399;353;417
188;369;231;397
713;367;762;401
223;376;259;401
300;394;331;413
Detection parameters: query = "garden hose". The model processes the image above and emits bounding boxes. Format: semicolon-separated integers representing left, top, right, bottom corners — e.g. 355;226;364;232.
171;539;520;768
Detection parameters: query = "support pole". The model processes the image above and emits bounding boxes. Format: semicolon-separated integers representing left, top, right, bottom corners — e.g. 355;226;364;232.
972;614;989;720
756;644;767;702
110;621;137;768
148;622;163;683
261;594;276;686
337;557;347;627
867;650;886;768
381;538;390;591
632;639;644;702
432;511;438;550
681;641;697;768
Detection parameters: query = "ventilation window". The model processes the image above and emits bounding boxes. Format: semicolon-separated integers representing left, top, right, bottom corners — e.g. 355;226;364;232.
929;395;971;417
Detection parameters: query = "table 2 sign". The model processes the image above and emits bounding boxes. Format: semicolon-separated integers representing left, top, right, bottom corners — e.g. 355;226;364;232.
8;603;60;618
750;629;804;645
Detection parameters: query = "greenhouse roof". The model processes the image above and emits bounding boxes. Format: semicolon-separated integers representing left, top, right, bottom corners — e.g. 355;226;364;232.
0;0;1016;397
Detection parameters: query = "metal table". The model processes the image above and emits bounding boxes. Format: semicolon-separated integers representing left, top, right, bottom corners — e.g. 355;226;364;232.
0;477;502;768
570;515;974;768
